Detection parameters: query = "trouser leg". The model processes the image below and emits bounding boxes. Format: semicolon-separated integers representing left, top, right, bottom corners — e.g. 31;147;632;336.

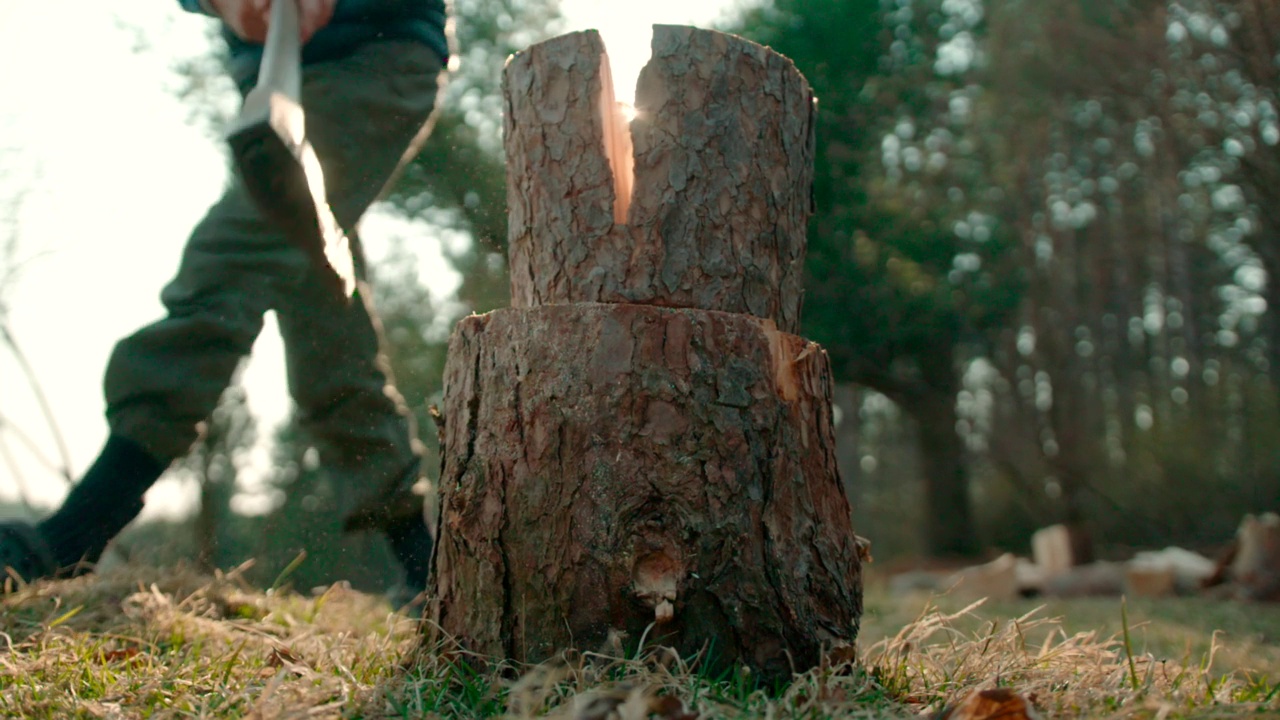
273;40;442;528
55;41;444;576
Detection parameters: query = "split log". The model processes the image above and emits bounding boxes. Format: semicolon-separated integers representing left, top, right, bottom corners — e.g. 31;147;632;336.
432;304;861;677
1124;567;1176;598
504;26;815;334
430;25;861;680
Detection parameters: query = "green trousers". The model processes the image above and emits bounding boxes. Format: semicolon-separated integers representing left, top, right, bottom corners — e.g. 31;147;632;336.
103;40;443;517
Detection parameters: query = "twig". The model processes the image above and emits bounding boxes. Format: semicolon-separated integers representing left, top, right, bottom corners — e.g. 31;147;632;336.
0;321;73;484
0;433;36;514
0;411;66;476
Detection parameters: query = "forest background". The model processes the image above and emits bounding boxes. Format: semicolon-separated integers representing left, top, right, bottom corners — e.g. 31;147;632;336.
2;0;1276;592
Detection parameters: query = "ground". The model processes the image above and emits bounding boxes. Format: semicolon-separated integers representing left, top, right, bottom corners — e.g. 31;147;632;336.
0;564;1277;719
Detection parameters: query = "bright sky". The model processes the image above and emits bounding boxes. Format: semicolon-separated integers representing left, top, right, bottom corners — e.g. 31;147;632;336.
0;0;735;521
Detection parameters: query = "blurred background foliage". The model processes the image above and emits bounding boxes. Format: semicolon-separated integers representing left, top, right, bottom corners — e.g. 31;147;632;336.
4;0;1278;590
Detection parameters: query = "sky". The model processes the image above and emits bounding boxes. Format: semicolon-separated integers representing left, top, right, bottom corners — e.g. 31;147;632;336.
0;0;735;521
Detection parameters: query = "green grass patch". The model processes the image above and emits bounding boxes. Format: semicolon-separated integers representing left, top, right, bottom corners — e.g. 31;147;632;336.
0;563;1276;718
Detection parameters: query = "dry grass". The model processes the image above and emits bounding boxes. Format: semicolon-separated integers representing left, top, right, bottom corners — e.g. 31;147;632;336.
0;562;418;718
1;563;1277;719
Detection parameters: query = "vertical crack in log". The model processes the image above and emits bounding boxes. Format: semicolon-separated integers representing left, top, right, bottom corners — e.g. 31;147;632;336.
462;327;483;469
502;342;525;660
756;409;797;668
597;46;635;224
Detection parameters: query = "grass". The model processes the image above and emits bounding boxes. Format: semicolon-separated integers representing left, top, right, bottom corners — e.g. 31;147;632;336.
0;563;1277;718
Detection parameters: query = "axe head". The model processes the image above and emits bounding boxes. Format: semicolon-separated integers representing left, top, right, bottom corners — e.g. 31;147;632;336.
227;88;357;298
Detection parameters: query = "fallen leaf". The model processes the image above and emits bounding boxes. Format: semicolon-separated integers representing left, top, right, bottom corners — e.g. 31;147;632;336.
264;645;314;678
569;685;699;720
934;688;1042;720
267;645;299;667
100;647;141;664
825;643;858;667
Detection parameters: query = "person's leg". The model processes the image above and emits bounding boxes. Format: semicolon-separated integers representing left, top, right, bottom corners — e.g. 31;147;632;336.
3;40;444;587
29;164;311;574
272;40;444;591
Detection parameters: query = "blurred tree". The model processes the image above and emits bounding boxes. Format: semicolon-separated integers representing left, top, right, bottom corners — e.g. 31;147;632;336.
0;148;75;508
978;0;1278;546
1161;1;1280;406
729;0;1023;557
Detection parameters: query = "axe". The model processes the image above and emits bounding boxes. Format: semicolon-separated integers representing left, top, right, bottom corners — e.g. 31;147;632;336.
225;0;357;298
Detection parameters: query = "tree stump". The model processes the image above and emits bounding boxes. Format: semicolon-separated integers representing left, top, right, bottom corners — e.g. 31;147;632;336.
430;26;862;679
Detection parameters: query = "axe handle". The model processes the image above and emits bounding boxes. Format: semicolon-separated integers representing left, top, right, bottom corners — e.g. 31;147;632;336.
257;0;302;101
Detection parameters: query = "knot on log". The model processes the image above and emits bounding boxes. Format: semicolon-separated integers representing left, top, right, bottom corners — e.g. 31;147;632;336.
632;550;682;625
504;26;817;334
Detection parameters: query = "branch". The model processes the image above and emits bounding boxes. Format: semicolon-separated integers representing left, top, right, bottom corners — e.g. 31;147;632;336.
0;412;67;477
0;321;73;484
0;433;36;514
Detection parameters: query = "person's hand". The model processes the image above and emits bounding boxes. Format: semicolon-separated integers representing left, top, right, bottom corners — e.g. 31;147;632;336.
209;0;268;42
209;0;337;44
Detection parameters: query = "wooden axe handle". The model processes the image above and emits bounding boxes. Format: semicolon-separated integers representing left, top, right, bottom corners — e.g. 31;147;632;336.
258;0;302;101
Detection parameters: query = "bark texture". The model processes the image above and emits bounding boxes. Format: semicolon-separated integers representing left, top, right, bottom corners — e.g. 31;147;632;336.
504;27;816;334
431;303;862;679
434;25;861;678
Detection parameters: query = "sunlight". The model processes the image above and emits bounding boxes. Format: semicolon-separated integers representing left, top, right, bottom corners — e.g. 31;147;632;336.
562;0;732;105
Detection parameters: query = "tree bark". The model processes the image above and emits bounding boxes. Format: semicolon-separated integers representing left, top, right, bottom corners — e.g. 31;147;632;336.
432;304;861;679
504;27;815;334
431;26;861;679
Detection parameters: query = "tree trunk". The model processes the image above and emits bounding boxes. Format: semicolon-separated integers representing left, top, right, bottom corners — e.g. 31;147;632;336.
429;26;861;680
896;346;977;559
1261;250;1280;415
433;305;861;678
905;382;978;559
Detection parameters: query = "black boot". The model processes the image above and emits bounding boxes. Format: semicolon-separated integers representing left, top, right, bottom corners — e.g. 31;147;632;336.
37;434;167;574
